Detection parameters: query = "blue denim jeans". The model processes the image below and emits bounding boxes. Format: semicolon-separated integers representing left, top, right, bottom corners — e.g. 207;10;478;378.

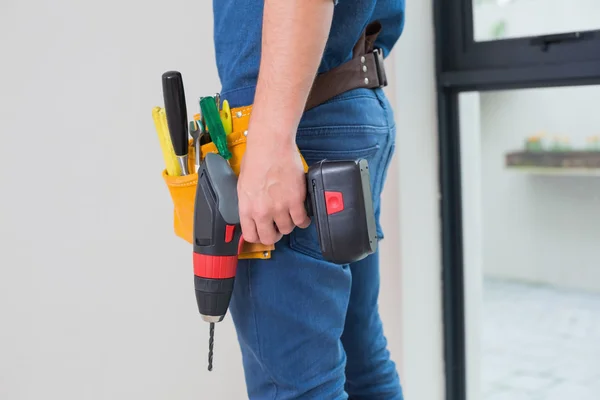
229;88;403;399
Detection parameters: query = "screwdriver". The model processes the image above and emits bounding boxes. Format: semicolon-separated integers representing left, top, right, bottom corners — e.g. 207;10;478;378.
162;71;190;175
200;96;231;159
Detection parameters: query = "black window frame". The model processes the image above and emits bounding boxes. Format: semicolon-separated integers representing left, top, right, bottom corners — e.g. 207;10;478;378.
446;0;600;72
433;2;600;400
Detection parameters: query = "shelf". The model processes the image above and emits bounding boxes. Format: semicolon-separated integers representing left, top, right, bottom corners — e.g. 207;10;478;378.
505;150;600;176
506;166;600;177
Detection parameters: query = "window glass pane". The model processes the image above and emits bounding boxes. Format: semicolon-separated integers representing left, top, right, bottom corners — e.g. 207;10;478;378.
473;0;600;42
459;86;600;400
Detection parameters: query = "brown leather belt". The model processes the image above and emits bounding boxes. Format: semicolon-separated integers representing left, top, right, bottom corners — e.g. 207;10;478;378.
305;21;388;111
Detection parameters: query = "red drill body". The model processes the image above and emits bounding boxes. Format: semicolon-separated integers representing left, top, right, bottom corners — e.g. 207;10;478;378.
192;153;242;324
192;153;243;371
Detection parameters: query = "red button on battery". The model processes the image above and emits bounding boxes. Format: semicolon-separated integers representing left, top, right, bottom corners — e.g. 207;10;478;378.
225;225;235;243
325;191;344;215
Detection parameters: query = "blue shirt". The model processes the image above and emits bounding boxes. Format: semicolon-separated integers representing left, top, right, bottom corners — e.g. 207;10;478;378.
213;0;406;108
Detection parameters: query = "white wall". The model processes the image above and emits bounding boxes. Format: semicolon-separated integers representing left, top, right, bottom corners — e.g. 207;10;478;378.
0;1;444;399
479;86;600;293
473;0;600;41
0;1;246;399
378;57;404;381
391;1;446;399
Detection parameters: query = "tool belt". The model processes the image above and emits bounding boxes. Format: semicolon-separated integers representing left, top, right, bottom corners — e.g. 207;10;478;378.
162;21;387;260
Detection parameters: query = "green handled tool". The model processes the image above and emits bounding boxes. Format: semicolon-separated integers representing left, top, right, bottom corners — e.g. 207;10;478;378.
200;96;231;160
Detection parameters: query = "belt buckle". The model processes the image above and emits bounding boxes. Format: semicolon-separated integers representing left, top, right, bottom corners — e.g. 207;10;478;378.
373;48;388;88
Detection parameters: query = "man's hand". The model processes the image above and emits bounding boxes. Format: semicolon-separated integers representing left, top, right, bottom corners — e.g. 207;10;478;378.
238;138;310;245
237;0;334;244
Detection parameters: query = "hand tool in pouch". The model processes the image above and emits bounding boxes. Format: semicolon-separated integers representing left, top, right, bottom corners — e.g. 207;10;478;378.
199;96;232;160
152;106;182;176
220;100;233;135
189;120;203;171
192;153;378;371
162;71;190;175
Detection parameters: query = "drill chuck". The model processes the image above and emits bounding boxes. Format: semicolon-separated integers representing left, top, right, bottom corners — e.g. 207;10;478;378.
194;272;235;323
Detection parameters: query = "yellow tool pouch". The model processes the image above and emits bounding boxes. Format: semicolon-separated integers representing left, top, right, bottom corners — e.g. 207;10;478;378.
162;105;308;260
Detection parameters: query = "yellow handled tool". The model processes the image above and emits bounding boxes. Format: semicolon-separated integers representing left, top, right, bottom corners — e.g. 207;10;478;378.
152;106;182;176
220;100;233;135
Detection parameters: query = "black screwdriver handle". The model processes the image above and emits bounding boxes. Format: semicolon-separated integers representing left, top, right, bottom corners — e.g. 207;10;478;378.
162;71;189;157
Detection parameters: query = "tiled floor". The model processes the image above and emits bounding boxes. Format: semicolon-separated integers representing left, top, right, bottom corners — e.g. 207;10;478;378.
482;278;600;400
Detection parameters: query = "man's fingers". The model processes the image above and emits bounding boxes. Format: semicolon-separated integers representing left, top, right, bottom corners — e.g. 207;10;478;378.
255;215;281;245
274;211;295;235
240;216;259;243
290;202;311;229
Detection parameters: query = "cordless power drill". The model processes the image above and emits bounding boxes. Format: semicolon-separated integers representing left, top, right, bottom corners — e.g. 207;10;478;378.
193;152;377;370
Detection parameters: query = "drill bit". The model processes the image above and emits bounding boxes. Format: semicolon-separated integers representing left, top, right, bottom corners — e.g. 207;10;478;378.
208;322;215;371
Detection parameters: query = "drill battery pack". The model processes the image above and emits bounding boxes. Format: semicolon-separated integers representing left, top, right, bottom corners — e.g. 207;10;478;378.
306;159;378;265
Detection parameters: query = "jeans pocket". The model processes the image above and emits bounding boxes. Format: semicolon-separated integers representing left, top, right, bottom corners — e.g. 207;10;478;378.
289;143;381;261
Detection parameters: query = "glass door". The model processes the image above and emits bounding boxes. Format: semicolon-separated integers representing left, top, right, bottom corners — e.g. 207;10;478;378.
458;86;600;400
435;1;600;400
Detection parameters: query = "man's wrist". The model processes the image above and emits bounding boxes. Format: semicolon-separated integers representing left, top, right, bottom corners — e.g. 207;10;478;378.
246;123;297;149
248;102;299;144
